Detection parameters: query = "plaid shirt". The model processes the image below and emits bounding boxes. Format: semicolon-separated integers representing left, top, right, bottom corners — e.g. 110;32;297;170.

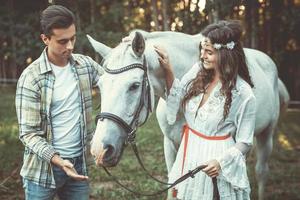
15;48;103;188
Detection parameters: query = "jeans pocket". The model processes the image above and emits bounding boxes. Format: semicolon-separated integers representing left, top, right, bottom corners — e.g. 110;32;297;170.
22;178;28;189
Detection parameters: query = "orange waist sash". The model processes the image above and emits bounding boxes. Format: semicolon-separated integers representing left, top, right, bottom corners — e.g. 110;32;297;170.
181;124;231;175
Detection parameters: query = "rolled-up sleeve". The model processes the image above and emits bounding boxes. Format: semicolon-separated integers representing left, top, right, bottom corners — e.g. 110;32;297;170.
16;73;57;163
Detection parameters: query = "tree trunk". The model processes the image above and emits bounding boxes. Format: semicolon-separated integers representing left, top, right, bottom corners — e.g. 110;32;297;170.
208;0;220;24
161;0;170;31
244;0;251;48
182;0;191;32
0;58;6;84
74;1;83;52
264;0;272;54
8;0;17;82
90;0;100;62
250;0;259;49
90;0;95;25
244;0;259;49
150;0;160;31
208;9;219;23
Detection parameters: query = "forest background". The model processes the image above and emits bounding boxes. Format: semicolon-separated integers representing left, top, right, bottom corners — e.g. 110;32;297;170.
0;0;299;100
0;0;299;199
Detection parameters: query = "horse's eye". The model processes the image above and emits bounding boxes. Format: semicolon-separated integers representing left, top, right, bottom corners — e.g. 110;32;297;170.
129;82;140;91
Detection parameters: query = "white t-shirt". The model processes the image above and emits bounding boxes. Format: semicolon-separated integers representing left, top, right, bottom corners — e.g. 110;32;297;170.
50;62;82;158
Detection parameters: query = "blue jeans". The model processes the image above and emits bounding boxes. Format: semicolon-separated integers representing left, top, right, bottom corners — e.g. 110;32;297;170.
23;156;89;200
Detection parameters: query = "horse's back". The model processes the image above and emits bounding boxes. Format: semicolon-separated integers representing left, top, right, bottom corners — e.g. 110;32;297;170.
244;48;280;134
244;48;278;85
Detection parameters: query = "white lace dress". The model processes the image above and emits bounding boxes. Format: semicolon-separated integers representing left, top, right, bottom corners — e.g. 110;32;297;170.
167;62;256;200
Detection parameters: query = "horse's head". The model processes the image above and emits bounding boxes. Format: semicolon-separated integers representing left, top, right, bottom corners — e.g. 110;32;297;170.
87;31;156;167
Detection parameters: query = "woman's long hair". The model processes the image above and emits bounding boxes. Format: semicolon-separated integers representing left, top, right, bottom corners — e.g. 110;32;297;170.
182;20;254;120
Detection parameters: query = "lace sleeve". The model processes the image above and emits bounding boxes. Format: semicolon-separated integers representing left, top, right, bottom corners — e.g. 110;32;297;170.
215;94;256;189
166;78;185;124
216;146;250;189
235;95;256;145
166;62;200;125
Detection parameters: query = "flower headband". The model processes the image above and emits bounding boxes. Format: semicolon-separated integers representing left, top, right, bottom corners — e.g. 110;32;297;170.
213;41;235;50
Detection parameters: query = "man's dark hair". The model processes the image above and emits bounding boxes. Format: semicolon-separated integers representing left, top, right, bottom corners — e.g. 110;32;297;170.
40;5;75;37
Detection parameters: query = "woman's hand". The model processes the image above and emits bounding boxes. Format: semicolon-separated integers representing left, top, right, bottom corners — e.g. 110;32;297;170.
202;159;221;178
154;46;174;93
154;46;172;72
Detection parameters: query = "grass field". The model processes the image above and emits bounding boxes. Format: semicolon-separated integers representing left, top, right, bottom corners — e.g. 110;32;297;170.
0;85;299;200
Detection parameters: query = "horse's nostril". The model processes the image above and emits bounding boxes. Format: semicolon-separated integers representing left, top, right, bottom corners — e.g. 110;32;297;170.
103;144;115;159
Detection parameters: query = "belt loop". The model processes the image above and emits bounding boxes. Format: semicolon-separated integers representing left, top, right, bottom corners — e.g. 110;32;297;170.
71;157;75;165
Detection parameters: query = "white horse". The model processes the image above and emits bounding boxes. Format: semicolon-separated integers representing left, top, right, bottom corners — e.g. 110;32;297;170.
88;30;289;200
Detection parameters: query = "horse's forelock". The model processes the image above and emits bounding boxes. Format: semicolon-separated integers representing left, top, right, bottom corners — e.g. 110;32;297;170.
105;42;144;70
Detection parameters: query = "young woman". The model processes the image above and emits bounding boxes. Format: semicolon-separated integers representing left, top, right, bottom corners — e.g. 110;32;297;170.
155;20;256;200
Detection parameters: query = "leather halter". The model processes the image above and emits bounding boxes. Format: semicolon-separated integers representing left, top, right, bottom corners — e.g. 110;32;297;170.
95;56;175;186
95;56;152;144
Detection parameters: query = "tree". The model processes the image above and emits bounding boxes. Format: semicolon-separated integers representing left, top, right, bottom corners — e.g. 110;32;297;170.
150;0;160;30
161;0;170;30
244;0;259;49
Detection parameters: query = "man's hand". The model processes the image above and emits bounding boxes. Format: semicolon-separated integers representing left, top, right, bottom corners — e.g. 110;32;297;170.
202;159;221;178
51;154;89;181
61;159;89;181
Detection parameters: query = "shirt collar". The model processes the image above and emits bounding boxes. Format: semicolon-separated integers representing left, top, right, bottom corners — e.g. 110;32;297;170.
38;47;78;74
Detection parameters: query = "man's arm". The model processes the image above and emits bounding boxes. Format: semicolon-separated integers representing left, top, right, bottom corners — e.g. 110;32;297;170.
16;72;88;180
16;72;57;163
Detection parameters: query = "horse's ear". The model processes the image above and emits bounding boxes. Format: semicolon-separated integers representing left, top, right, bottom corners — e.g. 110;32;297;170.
86;34;112;57
132;32;145;57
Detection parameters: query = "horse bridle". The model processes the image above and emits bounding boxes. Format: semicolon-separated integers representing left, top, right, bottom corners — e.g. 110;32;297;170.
95;56;152;144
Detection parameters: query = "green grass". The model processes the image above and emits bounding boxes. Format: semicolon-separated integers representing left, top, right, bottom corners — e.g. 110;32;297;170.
0;85;24;199
0;85;299;200
247;110;300;200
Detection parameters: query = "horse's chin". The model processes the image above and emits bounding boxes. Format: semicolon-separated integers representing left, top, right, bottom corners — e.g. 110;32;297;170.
96;160;117;167
96;156;119;167
100;160;119;167
95;145;125;167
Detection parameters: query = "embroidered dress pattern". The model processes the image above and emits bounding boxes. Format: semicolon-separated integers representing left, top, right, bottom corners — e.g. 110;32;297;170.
166;62;255;200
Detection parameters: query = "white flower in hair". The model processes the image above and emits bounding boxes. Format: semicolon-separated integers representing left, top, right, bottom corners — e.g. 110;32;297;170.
226;41;235;49
213;41;235;50
213;43;222;50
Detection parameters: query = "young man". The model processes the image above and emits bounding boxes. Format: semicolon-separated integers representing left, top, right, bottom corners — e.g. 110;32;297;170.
15;5;103;200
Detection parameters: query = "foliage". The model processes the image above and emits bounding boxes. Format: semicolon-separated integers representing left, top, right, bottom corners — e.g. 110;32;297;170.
205;0;242;18
0;1;45;70
0;85;300;199
0;85;23;199
0;0;299;98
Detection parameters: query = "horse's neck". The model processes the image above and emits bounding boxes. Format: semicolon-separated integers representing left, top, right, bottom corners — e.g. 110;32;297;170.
145;32;203;98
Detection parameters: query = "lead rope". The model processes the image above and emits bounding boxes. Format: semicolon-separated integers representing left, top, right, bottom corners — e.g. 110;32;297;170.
102;164;208;197
130;142;171;185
